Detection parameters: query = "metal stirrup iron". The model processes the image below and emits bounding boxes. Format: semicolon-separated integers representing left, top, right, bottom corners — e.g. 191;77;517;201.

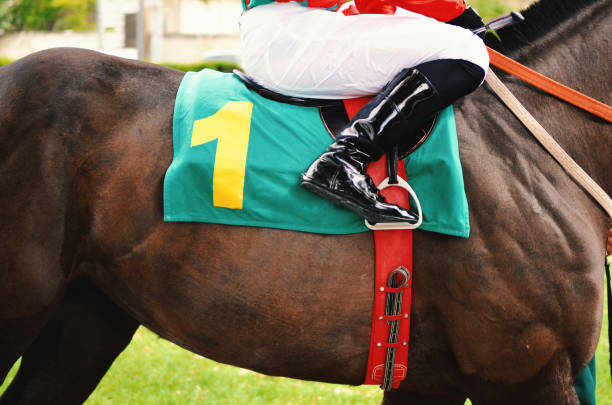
381;266;410;391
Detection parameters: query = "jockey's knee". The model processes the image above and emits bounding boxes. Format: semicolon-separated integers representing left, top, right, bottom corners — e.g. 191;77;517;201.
415;58;485;106
432;24;489;77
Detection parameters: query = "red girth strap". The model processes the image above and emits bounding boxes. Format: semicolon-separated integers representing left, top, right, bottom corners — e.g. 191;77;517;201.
343;98;414;389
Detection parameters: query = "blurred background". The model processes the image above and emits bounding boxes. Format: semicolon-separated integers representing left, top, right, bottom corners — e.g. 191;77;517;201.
0;0;531;71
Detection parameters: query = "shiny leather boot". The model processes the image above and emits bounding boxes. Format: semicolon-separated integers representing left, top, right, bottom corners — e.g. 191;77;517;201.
301;69;438;224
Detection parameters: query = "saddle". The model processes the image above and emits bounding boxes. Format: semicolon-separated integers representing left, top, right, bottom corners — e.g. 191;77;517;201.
232;69;437;182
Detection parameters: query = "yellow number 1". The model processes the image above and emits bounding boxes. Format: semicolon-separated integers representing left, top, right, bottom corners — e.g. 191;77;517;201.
190;101;254;209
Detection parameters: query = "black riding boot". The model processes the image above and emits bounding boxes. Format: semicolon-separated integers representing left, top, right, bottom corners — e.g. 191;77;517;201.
301;69;437;224
301;59;486;224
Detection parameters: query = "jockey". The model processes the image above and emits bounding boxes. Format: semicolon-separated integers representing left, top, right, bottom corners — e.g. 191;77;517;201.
239;0;489;224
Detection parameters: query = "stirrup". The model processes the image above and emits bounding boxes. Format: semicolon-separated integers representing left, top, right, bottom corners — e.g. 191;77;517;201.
365;177;423;231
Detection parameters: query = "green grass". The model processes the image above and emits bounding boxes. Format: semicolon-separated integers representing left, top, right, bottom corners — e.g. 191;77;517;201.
597;284;612;403
161;61;240;73
86;334;382;405
471;0;533;19
0;57;13;68
1;291;610;404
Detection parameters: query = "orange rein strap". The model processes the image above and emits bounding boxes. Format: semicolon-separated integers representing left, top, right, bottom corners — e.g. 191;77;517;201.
487;47;612;123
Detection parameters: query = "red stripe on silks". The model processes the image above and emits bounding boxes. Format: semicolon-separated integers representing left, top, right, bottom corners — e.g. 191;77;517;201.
343;98;414;389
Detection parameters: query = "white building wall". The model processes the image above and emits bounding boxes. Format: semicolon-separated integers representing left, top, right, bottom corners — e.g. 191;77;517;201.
175;0;240;35
98;0;140;49
0;0;241;62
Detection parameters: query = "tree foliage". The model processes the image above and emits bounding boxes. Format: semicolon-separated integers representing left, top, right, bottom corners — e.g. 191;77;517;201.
0;0;96;32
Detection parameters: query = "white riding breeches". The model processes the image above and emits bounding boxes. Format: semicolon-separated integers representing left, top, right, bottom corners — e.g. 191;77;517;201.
239;2;489;99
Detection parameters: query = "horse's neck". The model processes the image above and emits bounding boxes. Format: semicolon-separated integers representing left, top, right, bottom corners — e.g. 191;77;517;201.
508;0;612;197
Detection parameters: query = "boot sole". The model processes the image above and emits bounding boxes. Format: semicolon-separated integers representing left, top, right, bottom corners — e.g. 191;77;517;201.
301;180;418;226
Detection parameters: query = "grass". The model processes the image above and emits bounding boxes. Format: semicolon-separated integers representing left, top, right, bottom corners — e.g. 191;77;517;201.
161;61;240;73
597;281;612;403
0;57;12;68
1;289;610;404
471;0;533;19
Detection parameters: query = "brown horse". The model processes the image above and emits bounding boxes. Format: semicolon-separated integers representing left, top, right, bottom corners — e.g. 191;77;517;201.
0;0;610;403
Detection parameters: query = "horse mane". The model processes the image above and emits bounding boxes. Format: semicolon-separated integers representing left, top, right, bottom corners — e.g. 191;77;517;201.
496;0;602;54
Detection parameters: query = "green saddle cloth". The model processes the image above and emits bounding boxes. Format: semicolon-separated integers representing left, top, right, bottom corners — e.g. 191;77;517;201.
163;69;470;237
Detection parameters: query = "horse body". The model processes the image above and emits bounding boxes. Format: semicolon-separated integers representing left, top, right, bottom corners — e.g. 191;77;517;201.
1;0;610;403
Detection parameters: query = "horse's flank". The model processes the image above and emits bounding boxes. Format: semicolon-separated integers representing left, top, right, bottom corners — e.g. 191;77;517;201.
0;0;610;404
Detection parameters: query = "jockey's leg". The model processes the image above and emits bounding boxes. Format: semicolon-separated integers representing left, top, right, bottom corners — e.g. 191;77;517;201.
240;3;488;221
301;59;484;223
239;2;488;98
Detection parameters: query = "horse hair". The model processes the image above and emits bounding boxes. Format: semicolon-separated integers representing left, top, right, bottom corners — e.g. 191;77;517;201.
496;0;604;54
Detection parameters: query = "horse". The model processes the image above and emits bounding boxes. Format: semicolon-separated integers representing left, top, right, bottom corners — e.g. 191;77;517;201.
0;0;610;403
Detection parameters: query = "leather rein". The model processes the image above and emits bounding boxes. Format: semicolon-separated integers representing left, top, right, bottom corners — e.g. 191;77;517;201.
485;46;612;218
488;47;612;122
